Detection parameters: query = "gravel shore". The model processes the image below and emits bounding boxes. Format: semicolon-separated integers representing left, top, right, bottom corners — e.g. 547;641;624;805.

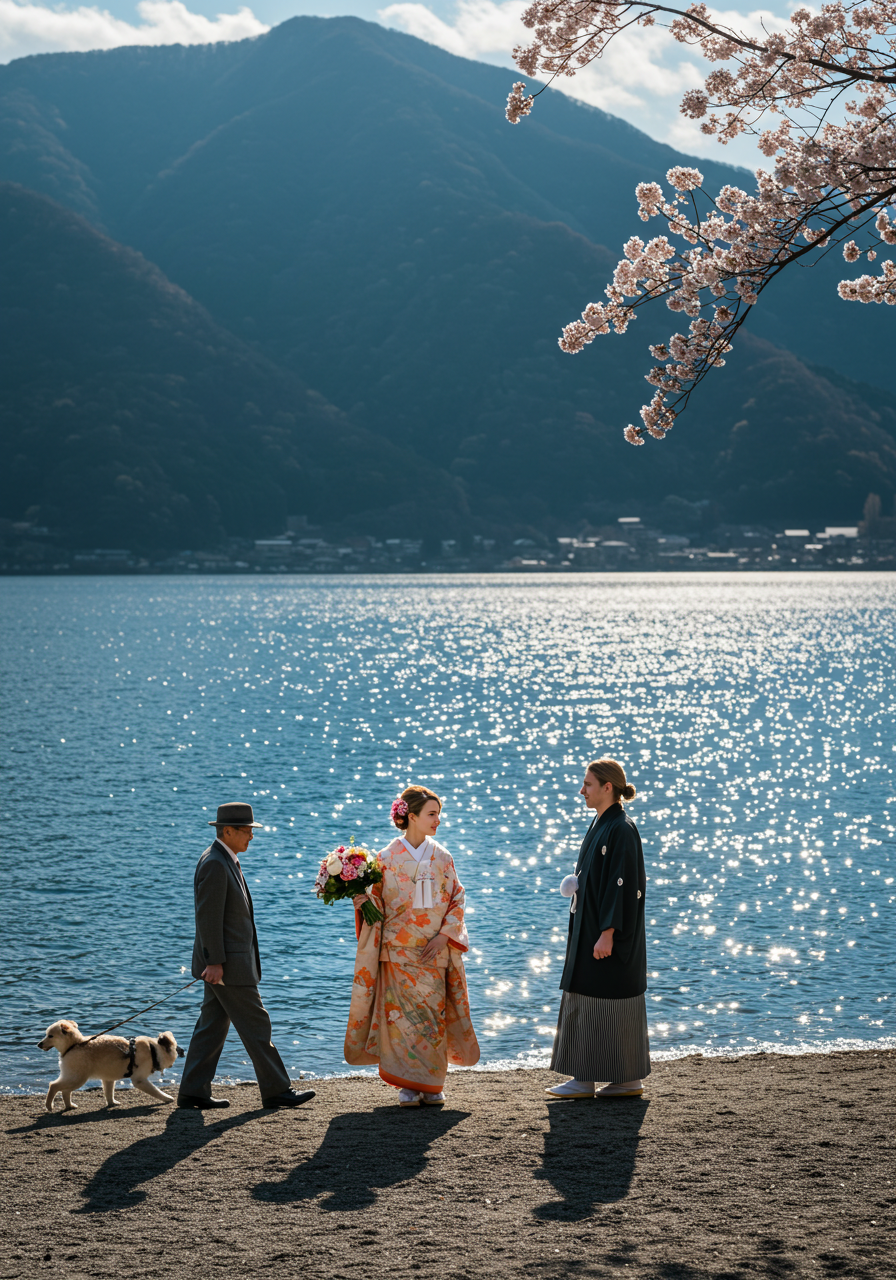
2;1050;893;1279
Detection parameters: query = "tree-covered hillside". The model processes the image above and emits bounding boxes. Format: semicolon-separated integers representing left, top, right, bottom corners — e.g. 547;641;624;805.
1;18;894;542
0;183;463;549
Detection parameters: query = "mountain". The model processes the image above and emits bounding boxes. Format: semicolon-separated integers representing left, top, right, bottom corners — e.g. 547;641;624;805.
0;182;464;549
1;17;894;541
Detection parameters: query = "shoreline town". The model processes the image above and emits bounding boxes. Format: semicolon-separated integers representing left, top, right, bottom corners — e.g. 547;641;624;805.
4;510;896;576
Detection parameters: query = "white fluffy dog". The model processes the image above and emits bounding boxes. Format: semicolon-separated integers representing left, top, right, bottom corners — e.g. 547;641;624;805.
39;1019;182;1111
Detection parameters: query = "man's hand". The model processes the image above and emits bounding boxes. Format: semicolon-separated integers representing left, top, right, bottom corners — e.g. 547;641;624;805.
593;929;614;960
420;933;450;964
201;964;224;984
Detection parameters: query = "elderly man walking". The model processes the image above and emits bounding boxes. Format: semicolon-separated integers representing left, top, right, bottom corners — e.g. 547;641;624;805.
177;803;314;1110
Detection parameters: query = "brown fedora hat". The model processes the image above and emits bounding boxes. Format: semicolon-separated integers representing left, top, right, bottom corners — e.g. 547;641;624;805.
208;802;262;828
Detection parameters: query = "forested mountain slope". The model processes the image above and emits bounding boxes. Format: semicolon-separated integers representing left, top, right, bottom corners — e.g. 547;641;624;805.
1;18;893;540
0;183;462;548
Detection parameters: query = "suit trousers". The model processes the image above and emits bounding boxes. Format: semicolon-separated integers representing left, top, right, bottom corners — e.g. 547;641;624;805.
179;981;290;1100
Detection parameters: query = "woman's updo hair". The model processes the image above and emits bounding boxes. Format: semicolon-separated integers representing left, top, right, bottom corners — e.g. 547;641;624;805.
391;784;442;830
587;758;636;803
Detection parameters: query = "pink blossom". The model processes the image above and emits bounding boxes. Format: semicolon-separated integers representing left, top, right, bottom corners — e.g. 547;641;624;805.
666;166;704;193
506;81;534;124
339;864;359;881
507;0;896;440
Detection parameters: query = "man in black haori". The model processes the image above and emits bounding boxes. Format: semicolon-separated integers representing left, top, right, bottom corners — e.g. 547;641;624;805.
546;758;651;1099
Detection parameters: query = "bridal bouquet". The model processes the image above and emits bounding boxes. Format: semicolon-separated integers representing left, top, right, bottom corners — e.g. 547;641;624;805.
314;837;384;926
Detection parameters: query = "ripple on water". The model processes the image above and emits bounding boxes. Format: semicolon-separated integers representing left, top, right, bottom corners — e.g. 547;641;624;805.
1;572;894;1092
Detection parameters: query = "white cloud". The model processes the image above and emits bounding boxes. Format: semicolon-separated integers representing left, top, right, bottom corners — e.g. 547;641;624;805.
0;0;268;64
379;0;794;164
378;0;524;59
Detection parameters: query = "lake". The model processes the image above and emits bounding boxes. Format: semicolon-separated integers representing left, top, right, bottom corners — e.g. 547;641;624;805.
2;572;893;1093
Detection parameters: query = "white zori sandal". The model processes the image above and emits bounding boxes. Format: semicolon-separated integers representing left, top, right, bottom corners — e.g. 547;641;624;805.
398;1089;423;1106
420;1092;445;1106
596;1080;644;1097
545;1079;595;1099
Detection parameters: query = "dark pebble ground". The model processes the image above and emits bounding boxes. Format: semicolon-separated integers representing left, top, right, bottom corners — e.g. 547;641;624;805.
2;1050;893;1279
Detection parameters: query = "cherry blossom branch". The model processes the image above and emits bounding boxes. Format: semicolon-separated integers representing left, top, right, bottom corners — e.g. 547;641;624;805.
506;0;896;443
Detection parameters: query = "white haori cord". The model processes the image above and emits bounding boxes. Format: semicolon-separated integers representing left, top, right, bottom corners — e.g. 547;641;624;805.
560;873;579;914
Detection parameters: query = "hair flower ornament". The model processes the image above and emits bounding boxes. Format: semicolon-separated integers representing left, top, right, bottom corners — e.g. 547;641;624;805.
391;798;409;820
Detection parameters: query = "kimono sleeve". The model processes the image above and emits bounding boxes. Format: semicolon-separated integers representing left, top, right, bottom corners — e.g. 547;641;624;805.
439;858;470;952
597;826;639;935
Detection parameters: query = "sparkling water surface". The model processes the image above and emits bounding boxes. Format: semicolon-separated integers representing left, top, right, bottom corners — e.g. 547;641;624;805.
2;573;894;1094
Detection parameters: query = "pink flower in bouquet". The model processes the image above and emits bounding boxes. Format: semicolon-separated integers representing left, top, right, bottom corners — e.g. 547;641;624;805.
314;837;384;924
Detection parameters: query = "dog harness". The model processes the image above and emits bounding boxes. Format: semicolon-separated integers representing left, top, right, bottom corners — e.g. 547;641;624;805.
121;1037;164;1076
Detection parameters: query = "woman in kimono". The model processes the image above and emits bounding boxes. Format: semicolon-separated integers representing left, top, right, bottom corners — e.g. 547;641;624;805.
344;785;480;1106
546;757;651;1099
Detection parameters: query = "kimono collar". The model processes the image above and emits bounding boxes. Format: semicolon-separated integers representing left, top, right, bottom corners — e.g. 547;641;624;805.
592;802;623;830
399;836;429;863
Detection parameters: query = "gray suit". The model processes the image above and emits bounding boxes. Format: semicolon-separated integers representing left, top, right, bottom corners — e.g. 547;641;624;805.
179;840;289;1101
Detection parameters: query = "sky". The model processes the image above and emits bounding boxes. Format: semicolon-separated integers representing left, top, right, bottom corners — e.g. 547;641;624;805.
0;0;798;164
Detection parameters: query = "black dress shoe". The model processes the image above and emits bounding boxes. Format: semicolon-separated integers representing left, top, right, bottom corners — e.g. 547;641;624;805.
177;1094;231;1109
262;1088;316;1109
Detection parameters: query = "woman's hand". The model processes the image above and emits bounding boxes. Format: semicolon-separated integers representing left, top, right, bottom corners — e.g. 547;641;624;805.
593;929;614;960
420;933;450;964
353;892;371;912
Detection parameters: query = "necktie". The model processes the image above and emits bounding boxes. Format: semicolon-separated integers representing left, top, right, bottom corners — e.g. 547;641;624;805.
234;859;251;906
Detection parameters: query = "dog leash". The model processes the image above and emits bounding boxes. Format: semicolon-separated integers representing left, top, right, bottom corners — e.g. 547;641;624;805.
82;978;200;1044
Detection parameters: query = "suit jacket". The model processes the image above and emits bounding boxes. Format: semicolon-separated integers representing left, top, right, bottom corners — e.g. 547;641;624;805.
558;803;647;1000
191;840;262;986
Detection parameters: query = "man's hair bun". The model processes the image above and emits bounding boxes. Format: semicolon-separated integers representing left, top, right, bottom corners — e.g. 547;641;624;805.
587;758;637;804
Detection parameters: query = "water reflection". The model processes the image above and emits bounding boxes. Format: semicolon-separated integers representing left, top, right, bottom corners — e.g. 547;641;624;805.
2;573;894;1091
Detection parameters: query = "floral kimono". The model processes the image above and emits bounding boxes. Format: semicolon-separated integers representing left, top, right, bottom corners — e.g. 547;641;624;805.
344;836;480;1093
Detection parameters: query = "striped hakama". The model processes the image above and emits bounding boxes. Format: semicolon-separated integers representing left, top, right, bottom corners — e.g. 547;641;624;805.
550;990;651;1083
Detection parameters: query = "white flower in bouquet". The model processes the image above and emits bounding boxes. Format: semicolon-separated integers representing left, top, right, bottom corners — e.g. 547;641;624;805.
314;837;384;925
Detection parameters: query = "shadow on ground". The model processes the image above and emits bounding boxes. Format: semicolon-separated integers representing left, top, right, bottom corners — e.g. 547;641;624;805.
8;1100;162;1134
534;1097;649;1220
253;1106;469;1209
74;1107;262;1211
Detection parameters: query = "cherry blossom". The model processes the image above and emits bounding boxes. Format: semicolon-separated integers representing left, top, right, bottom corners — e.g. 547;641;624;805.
507;2;896;442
